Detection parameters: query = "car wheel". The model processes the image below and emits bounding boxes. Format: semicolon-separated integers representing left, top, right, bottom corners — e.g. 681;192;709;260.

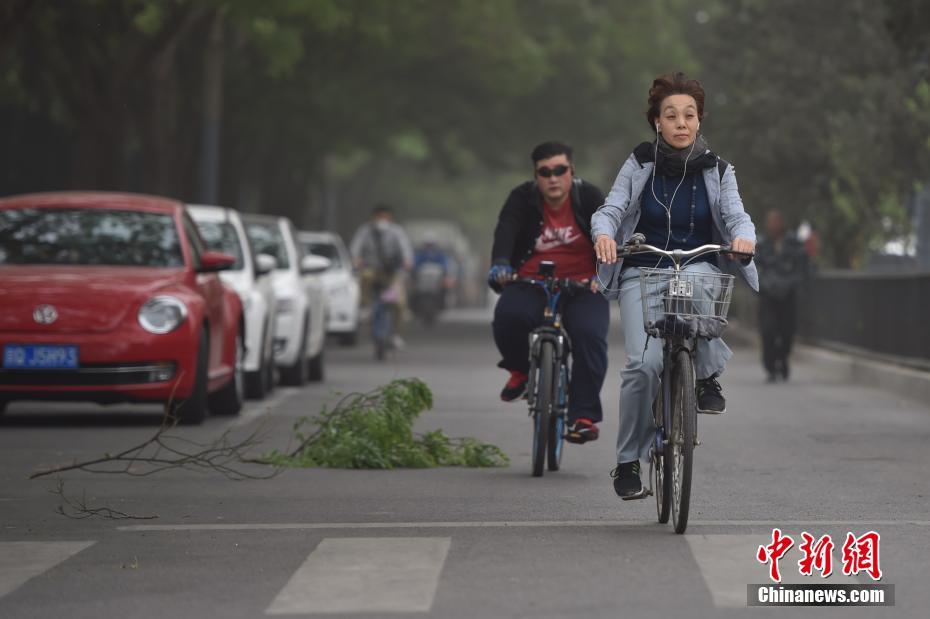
170;329;209;425
245;321;273;399
279;314;308;386
339;330;358;347
210;331;245;416
308;348;325;382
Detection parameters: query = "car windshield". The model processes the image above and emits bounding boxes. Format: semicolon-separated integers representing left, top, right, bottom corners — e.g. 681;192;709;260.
244;221;289;269
0;207;183;267
195;221;244;270
304;241;341;269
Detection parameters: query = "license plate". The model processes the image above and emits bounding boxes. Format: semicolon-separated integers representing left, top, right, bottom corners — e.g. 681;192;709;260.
669;279;694;298
2;345;79;370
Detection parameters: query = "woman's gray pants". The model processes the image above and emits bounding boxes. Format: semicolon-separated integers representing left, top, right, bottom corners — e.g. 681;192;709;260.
615;262;732;464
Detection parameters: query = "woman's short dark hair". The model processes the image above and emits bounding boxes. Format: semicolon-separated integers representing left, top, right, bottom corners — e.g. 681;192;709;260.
530;141;573;166
646;72;706;129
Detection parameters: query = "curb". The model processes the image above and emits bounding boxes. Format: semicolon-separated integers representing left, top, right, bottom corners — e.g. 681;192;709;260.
729;322;930;405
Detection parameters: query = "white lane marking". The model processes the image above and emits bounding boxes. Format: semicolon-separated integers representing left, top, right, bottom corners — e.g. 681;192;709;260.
686;534;858;607
230;387;299;429
118;519;930;532
265;537;451;615
0;541;95;598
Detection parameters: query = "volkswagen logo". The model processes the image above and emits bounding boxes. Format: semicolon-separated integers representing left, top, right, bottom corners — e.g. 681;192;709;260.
33;304;58;325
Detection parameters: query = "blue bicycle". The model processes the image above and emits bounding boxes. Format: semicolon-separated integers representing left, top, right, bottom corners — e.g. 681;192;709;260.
512;261;589;477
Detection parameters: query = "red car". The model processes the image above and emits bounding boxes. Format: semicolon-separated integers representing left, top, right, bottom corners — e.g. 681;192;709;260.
0;192;244;424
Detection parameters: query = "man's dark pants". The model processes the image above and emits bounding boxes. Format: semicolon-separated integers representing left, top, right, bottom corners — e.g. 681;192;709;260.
759;293;796;378
492;283;609;423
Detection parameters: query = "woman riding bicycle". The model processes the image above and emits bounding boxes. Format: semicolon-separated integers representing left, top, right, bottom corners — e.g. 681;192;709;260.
591;73;758;499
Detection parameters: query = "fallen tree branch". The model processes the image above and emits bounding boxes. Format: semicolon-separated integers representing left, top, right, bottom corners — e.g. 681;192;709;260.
50;479;158;521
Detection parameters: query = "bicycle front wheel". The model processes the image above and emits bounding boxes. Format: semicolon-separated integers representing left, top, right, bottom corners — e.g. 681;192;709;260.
547;363;567;472
653;384;671;524
531;342;554;478
671;349;695;534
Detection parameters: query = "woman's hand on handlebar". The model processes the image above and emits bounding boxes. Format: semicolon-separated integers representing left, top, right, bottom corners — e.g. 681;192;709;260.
594;235;617;264
724;237;755;261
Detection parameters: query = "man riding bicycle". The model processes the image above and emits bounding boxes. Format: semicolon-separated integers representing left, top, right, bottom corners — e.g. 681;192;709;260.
489;141;609;444
350;204;414;348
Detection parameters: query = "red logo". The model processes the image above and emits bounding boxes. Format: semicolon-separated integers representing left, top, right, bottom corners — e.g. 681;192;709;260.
757;529;883;582
841;531;882;581
756;528;795;583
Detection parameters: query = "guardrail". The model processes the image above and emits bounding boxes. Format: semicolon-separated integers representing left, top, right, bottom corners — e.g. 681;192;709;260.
730;269;930;367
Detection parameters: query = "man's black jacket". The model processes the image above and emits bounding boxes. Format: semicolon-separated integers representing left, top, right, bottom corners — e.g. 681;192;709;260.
489;177;605;289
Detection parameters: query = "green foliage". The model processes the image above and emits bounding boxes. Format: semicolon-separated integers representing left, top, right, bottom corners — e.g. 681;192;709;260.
692;0;928;267
263;378;509;469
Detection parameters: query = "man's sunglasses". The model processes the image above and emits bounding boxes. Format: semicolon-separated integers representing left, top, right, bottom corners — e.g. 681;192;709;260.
535;164;571;178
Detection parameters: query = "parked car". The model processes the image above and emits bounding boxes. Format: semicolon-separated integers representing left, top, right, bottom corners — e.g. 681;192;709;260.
0;192;244;424
297;231;360;346
242;214;328;384
189;205;278;399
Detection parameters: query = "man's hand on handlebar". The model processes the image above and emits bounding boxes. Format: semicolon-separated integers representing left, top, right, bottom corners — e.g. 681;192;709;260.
487;264;514;286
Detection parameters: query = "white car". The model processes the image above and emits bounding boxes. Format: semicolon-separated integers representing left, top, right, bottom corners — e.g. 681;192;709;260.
242;214;329;384
297;231;360;346
188;205;279;399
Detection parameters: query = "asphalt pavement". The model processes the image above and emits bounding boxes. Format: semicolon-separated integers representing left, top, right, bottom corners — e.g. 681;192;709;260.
2;306;929;618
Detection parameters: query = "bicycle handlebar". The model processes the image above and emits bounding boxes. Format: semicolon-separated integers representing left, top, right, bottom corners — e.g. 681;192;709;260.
509;275;591;293
617;241;754;265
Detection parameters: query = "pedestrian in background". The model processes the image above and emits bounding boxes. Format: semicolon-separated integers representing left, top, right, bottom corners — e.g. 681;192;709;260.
755;209;808;382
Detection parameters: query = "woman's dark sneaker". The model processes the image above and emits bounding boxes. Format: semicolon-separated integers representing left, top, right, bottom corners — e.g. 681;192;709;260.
611;461;645;500
500;370;528;402
696;375;726;414
565;418;599;444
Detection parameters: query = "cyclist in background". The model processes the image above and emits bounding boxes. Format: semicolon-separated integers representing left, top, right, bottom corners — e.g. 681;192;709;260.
350;204;414;348
489;141;609;444
592;73;757;498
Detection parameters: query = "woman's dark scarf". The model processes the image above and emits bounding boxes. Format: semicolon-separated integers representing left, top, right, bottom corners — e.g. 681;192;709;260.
633;134;718;177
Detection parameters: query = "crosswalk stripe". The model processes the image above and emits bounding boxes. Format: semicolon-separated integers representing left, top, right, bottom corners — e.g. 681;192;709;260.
686;534;859;607
265;537;451;615
0;541;95;599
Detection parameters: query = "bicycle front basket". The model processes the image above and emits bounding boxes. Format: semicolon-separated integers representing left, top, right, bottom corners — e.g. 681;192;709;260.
638;268;735;338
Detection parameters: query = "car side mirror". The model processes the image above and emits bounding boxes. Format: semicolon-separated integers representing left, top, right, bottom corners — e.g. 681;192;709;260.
300;254;331;275
255;253;277;277
199;251;236;273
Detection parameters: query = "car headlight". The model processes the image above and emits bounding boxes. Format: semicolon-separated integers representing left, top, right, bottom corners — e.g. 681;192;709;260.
277;296;295;314
138;296;188;334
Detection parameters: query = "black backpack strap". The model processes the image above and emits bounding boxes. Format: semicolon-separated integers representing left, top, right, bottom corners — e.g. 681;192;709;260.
717;157;729;181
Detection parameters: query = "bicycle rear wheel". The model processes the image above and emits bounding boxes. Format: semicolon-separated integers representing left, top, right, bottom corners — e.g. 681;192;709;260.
653;383;671;524
531;342;554;478
671;349;695;534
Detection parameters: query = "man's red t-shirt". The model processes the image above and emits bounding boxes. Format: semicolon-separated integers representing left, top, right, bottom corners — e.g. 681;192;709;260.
518;197;596;280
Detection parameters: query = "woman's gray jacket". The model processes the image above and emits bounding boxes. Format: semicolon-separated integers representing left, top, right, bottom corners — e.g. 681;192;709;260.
590;151;759;300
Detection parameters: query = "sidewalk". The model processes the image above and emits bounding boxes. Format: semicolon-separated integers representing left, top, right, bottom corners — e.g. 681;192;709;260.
728;321;930;406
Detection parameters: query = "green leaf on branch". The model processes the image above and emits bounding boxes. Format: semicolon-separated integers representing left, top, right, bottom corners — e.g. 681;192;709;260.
263;378;509;469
